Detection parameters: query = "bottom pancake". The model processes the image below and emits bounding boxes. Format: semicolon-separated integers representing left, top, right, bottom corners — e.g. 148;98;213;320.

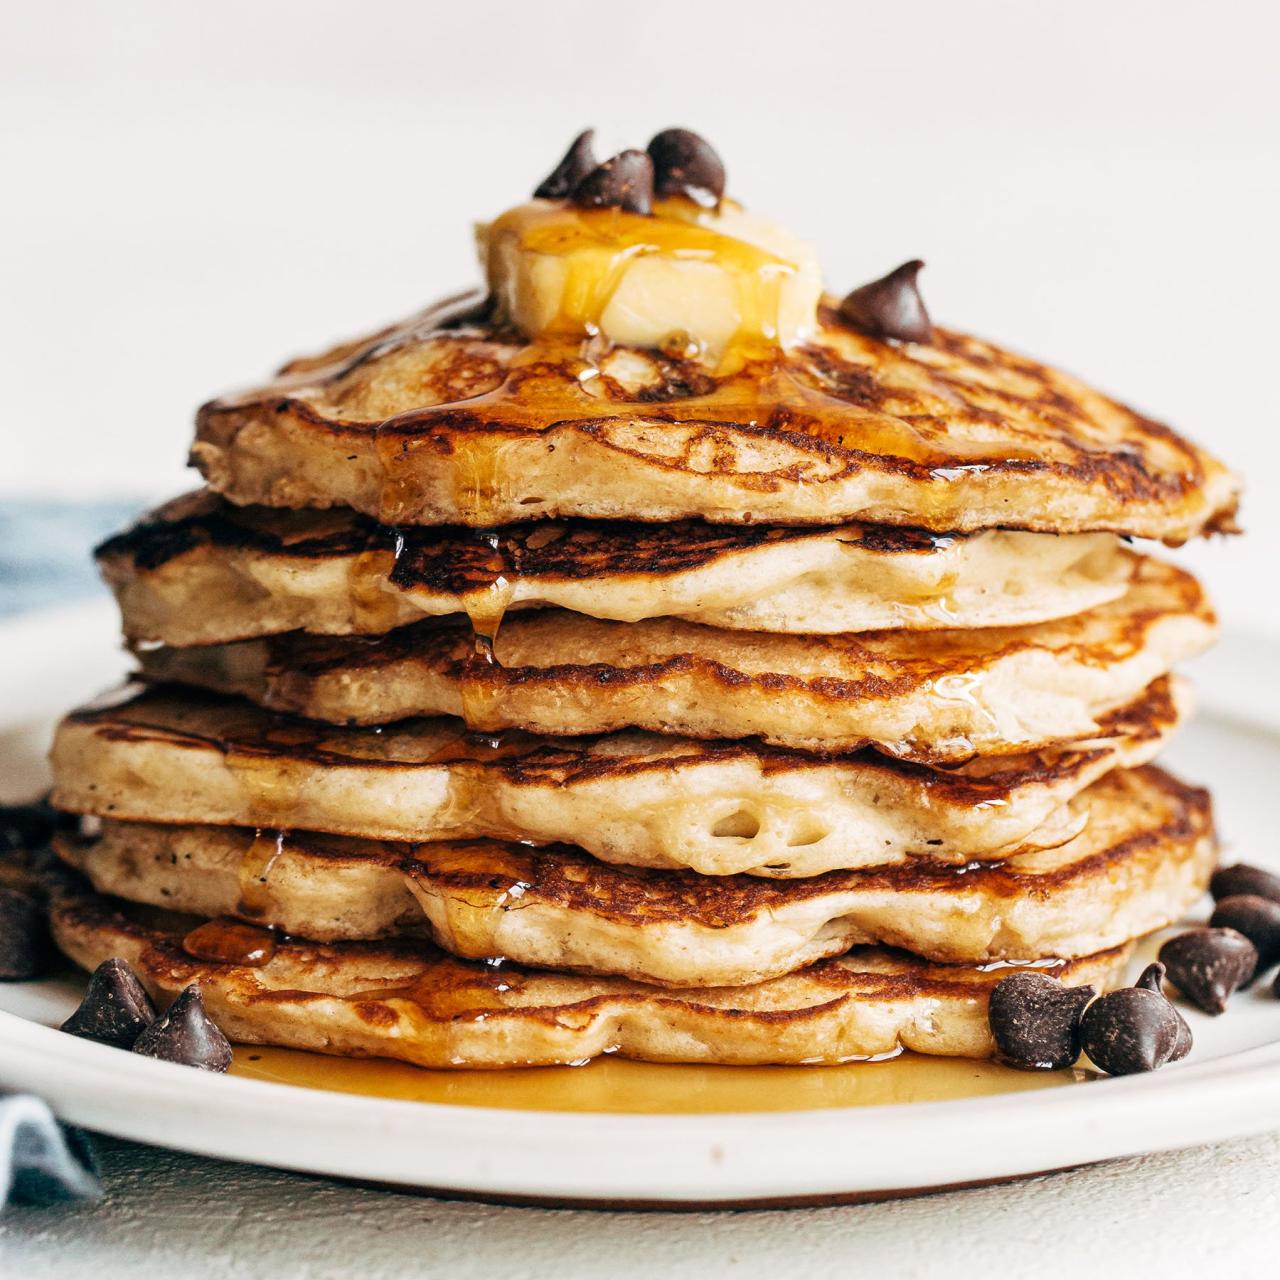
49;887;1129;1067
54;765;1214;986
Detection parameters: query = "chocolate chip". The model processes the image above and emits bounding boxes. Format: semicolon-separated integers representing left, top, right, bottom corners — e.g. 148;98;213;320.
1210;862;1280;905
647;128;726;204
24;845;89;901
838;259;934;344
988;971;1095;1069
0;1092;101;1208
1135;961;1194;1059
1080;963;1192;1076
132;985;232;1072
0;887;52;982
533;128;599;199
1134;960;1166;994
1158;927;1258;1015
0;800;61;854
1208;895;1280;980
61;957;157;1048
572;150;654;215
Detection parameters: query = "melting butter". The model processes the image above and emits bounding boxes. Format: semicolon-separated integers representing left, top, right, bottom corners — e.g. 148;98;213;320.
481;197;823;359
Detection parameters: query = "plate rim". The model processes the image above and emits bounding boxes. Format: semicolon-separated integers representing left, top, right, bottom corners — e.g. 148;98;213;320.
4;1008;1280;1201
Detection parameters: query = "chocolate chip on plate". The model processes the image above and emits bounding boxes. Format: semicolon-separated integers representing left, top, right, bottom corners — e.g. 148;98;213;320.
647;128;726;204
838;259;934;344
533;128;599;199
1080;962;1192;1076
61;957;157;1048
1208;894;1280;980
1210;863;1280;906
572;150;655;215
988;971;1095;1070
131;985;232;1072
0;887;53;982
1158;927;1258;1015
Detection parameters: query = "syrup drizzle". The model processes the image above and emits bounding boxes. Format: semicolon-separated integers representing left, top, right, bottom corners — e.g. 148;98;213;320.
356;954;519;1022
366;203;1045;531
182;917;278;967
488;199;799;351
348;547;403;632
400;844;533;964
237;829;287;918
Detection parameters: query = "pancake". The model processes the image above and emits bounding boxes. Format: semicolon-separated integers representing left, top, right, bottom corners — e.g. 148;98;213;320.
191;294;1238;541
135;556;1214;759
49;885;1129;1067
97;491;1134;646
56;765;1214;985
49;678;1186;876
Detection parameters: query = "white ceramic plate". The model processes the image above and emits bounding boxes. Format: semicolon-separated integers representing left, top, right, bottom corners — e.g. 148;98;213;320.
2;600;1279;1206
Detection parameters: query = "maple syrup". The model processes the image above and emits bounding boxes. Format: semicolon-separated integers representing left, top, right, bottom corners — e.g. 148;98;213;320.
347;547;403;632
231;1045;1086;1113
225;747;295;826
487;199;803;352
183;917;278;967
368;199;1033;531
355;953;519;1020
401;843;533;961
237;829;286;917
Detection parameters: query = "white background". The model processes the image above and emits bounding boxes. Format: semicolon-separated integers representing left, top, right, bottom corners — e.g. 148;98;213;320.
2;0;1277;634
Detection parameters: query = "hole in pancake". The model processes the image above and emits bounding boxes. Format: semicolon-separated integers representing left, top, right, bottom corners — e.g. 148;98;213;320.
786;820;830;848
710;809;761;840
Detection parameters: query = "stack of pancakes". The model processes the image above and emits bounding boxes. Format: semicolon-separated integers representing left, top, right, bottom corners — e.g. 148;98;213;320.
44;197;1238;1070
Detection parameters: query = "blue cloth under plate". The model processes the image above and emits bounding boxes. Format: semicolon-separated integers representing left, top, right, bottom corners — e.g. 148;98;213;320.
0;500;148;619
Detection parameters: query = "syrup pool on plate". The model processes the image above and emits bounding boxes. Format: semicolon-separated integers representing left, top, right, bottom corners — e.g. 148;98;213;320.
231;1045;1088;1113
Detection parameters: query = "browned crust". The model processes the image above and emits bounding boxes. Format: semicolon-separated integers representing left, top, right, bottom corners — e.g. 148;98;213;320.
62;675;1181;813
400;765;1211;925
97;491;953;581
50;887;1125;1016
191;298;1239;537
223;556;1208;707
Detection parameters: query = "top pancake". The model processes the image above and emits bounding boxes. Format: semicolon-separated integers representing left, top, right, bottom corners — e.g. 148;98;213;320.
192;294;1239;539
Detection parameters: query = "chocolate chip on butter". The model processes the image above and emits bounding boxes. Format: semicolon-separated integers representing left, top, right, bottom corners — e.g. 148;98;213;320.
1158;927;1257;1015
1081;962;1192;1076
1208;895;1280;981
0;888;53;982
1210;863;1280;905
839;259;933;344
988;971;1095;1070
132;985;232;1072
533;128;599;199
61;957;157;1048
572;150;654;215
647;128;726;204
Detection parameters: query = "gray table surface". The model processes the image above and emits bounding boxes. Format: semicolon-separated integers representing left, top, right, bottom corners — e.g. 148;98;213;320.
2;1133;1278;1279
2;503;1276;1276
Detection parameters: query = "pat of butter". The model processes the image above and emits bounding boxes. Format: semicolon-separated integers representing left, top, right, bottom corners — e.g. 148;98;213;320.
479;198;823;359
